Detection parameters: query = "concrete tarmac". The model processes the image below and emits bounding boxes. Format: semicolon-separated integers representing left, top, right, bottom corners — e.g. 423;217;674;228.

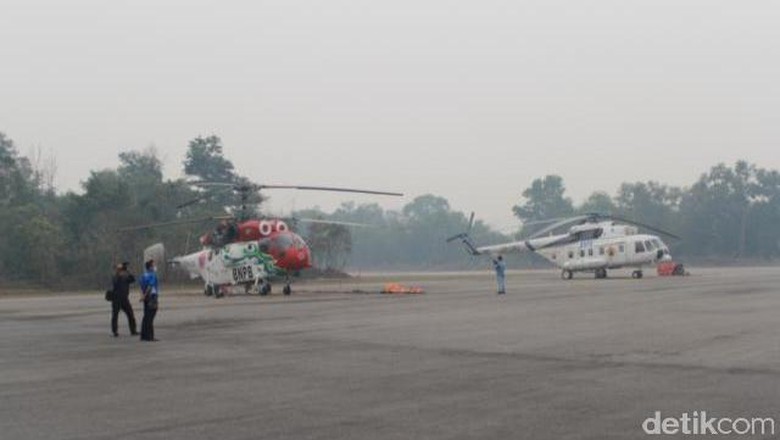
2;267;780;439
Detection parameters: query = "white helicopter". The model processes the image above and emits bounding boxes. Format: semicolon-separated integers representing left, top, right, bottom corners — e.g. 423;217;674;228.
448;213;679;279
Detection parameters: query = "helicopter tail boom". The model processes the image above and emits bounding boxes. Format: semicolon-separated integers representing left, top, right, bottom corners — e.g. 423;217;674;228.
446;232;481;256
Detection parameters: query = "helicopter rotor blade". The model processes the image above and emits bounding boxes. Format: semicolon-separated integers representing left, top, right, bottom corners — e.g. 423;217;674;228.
522;212;682;241
254;184;402;197
186;181;236;188
116;215;233;232
606;215;682;240
522;216;574;228
176;187;235;209
187;180;402;197
294;218;374;228
526;215;591;239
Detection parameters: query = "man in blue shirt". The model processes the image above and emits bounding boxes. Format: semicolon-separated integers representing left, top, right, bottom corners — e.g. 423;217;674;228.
493;255;506;295
139;259;160;341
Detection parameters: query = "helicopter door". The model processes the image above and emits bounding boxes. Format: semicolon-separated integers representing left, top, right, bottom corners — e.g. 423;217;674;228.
628;240;647;264
605;242;627;268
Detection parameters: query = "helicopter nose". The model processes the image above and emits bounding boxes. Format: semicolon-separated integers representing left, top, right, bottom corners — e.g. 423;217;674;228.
658;248;672;262
298;245;312;269
283;242;310;270
272;232;311;270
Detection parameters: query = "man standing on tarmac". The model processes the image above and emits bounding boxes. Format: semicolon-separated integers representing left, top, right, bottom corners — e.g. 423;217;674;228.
139;259;160;342
111;262;138;337
492;255;507;295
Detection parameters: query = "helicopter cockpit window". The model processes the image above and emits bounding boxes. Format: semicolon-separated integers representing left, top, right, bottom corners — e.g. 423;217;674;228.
272;234;294;249
635;241;646;253
652;239;662;249
644;240;654;251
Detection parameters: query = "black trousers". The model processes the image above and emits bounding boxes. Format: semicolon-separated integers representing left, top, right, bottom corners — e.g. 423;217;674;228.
111;296;137;335
140;299;157;341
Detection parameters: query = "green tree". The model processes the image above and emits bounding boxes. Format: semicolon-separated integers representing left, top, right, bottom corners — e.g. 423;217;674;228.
305;223;353;271
119;148;163;183
513;175;574;238
613;181;681;240
678;161;762;257
0;133;47;281
9;213;65;285
512;175;574;223
578;191;616;215
183;135;236;182
0;132;37;207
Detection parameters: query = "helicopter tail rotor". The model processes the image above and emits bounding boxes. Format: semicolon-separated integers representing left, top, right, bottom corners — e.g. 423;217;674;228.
446;212;481;255
143;243;166;268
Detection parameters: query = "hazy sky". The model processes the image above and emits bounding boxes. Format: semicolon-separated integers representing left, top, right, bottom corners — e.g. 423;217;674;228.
1;0;778;230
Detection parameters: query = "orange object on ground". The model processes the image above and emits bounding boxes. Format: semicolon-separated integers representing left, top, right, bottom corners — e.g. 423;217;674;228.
382;283;424;294
657;261;686;276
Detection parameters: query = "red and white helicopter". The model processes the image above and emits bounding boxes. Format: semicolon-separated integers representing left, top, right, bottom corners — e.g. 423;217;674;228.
130;181;402;297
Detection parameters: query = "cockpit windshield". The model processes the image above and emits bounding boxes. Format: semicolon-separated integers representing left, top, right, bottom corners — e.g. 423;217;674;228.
273;233;294;249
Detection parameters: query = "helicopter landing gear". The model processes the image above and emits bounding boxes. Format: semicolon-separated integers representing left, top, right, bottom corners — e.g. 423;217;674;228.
247;277;264;295
631;270;644;279
595;268;608;279
203;284;225;298
561;269;573;280
283;274;292;295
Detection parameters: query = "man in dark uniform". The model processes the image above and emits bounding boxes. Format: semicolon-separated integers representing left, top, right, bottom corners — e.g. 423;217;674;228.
111;262;138;337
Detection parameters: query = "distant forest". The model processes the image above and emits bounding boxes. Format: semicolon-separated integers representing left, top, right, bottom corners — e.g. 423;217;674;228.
1;131;778;289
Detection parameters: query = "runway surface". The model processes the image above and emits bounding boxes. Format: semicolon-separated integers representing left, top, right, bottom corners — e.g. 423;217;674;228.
2;267;780;439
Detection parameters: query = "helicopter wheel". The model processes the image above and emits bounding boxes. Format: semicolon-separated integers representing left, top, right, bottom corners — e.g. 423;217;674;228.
283;284;292;296
561;270;573;280
205;284;215;296
595;268;607;279
631;270;643;279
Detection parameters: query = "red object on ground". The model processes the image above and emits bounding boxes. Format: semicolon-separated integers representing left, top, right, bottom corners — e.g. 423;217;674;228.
657;261;686;276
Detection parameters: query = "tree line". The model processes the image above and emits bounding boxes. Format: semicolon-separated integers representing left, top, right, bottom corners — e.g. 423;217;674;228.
1;130;778;289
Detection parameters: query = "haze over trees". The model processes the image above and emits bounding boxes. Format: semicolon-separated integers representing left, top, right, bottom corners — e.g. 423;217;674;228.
0;130;778;289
